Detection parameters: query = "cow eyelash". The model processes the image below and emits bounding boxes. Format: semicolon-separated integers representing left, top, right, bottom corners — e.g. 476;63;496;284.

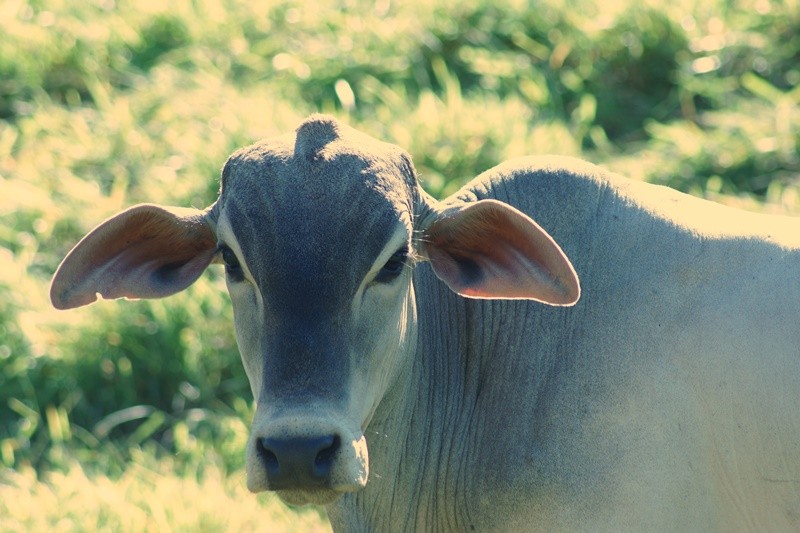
375;245;411;284
218;244;245;282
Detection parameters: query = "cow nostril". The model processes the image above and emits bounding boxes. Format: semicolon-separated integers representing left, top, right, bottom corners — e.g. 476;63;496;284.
314;435;340;477
257;437;280;476
257;434;341;486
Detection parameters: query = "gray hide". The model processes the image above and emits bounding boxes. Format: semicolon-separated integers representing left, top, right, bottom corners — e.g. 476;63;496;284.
51;115;800;531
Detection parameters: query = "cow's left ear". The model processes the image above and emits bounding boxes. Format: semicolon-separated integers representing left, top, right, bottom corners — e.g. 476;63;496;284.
421;199;580;305
50;204;217;310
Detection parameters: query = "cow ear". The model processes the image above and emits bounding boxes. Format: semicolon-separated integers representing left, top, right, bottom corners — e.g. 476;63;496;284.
422;199;580;305
50;204;217;310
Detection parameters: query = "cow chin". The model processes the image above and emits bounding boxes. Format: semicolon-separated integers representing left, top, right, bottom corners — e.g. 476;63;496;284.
276;487;346;506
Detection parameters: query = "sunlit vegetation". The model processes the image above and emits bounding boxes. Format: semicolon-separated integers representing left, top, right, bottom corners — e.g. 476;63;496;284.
1;0;798;528
1;459;330;531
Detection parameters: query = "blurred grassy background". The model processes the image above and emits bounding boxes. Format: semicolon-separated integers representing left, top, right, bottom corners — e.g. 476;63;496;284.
1;0;798;529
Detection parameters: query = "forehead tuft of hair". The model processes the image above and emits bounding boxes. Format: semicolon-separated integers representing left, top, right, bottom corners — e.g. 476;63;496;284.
213;116;423;222
294;114;343;160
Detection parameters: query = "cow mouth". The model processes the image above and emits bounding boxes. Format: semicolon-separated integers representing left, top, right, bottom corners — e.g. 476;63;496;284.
275;487;346;506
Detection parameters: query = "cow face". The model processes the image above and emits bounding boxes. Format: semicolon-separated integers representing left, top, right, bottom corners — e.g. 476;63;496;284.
211;117;420;504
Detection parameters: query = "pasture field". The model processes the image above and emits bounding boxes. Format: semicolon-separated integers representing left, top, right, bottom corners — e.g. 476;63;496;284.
0;459;330;532
1;0;798;528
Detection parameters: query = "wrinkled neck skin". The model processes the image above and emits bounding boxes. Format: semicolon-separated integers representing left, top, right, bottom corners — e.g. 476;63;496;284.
328;266;556;532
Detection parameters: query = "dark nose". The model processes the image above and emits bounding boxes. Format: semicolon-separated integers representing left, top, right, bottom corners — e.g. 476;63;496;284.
256;435;340;489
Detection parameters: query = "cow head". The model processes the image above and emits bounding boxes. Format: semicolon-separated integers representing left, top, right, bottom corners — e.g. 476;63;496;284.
50;115;579;505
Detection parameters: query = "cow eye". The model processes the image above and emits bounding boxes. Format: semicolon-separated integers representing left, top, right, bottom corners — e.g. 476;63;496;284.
219;245;244;282
375;246;408;283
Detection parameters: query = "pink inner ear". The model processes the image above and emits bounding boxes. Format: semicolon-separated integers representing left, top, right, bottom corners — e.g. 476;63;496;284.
51;204;217;309
426;200;580;305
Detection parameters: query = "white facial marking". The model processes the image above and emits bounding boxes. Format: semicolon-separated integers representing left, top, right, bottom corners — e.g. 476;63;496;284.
216;210;265;398
349;224;417;429
359;225;412;292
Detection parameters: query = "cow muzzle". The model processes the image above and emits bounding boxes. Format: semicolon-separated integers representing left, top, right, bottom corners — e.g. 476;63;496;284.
245;415;369;505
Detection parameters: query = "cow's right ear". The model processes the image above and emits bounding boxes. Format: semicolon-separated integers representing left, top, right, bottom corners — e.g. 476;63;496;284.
50;204;217;310
420;199;580;305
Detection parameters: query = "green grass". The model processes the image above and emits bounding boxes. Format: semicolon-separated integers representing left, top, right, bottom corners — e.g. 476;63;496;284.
0;458;330;532
1;0;799;528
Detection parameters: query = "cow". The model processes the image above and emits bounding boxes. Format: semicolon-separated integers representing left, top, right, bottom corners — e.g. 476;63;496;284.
51;115;800;531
